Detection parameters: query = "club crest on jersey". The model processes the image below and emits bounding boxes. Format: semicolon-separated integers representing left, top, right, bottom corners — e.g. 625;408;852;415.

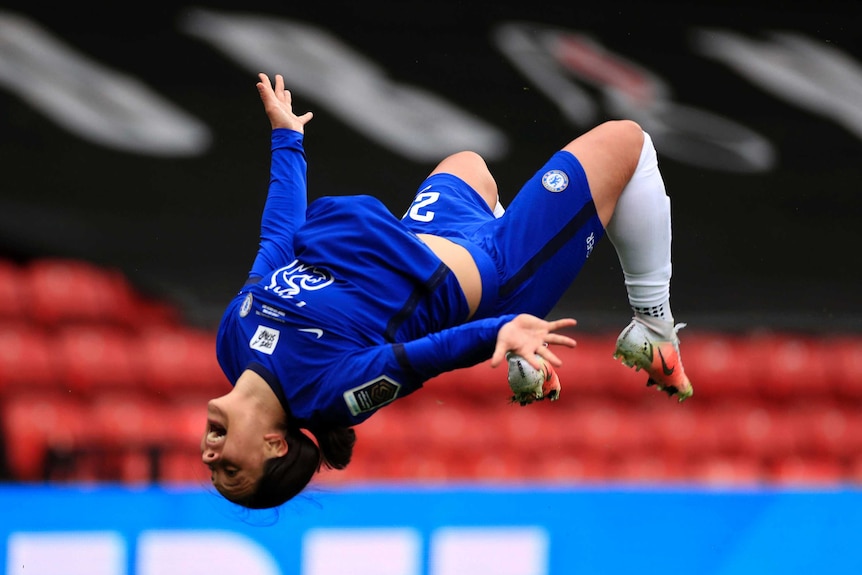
239;293;253;317
249;325;280;355
541;169;569;192
343;375;402;416
265;259;334;303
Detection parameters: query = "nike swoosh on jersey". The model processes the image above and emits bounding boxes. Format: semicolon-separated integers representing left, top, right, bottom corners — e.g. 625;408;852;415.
298;328;324;339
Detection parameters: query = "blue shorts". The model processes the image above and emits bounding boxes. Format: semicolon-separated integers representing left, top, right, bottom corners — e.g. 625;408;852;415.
401;150;605;319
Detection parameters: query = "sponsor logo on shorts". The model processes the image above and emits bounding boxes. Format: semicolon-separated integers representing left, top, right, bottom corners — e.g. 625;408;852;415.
250;325;280;355
541;169;569;192
344;375;401;416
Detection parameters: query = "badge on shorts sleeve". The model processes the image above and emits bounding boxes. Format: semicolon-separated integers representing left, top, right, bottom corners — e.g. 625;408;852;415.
344;375;402;416
541;169;569;192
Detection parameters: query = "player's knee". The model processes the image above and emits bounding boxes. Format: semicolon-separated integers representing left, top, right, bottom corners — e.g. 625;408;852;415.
434;150;490;176
609;119;645;152
564;120;645;176
431;151;498;207
572;119;643;150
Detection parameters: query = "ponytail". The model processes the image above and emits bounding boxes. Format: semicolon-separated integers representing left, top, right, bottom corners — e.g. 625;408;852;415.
315;426;356;470
231;424;356;510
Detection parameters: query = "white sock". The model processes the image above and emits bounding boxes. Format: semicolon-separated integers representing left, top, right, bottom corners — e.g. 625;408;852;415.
605;132;674;323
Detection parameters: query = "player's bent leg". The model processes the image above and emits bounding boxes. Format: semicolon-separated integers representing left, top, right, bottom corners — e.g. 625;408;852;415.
583;123;693;401
562;120;644;227
429;151;499;212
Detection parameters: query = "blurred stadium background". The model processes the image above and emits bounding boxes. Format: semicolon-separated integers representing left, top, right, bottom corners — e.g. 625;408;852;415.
0;1;860;574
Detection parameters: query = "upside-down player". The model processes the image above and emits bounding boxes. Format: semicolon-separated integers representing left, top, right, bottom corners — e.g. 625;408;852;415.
202;72;692;509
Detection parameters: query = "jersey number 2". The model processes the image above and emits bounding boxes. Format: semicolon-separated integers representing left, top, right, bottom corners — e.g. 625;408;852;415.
406;191;440;222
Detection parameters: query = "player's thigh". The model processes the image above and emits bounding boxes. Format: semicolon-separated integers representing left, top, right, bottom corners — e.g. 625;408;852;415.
428;151;498;210
562;120;643;227
401;173;495;238
483;150;605;316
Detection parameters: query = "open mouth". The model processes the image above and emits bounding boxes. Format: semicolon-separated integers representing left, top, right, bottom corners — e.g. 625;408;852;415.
207;420;226;443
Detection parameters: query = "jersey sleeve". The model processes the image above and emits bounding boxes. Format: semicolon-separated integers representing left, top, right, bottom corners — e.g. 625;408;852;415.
395;314;517;380
314;315;517;427
248;128;309;279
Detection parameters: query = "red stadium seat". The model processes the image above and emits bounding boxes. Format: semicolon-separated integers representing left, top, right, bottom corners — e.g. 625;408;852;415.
688;455;764;486
609;453;689;483
498;402;553;451
768;455;844;486
352;404;410;447
160;448;209;485
135;326;227;400
0;259;27;323
564;400;651;456
73;395;170;482
679;332;755;401
160;399;205;449
422;400;473;448
829;336;862;401
23;259;142;327
532;452;610;483
466;450;529;481
0;324;61;395
563;335;646;402
1;393;88;480
752;334;828;401
786;402;862;459
87;394;168;447
155;400;207;483
384;448;457;481
344;441;408;481
692;402;774;461
846;455;862;485
638;401;706;459
54;324;140;396
712;401;796;460
422;365;502;404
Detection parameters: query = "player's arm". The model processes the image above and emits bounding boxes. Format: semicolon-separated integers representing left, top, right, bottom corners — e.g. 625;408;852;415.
319;314;576;425
400;313;577;379
248;74;315;279
316;319;516;426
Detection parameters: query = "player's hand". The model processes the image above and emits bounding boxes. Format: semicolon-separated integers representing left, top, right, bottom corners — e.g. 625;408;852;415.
256;73;314;133
490;314;577;371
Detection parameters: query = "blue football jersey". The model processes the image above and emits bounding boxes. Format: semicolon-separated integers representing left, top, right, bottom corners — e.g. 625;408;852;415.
216;129;514;430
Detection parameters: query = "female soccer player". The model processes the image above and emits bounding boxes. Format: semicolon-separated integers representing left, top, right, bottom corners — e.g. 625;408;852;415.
202;73;692;509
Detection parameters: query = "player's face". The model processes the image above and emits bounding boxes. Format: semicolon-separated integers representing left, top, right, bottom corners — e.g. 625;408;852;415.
200;399;272;500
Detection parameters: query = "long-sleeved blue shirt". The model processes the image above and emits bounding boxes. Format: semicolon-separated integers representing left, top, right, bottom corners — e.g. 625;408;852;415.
216;129;514;430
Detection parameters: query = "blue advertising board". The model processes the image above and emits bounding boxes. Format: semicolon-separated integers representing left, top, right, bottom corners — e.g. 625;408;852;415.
1;483;861;574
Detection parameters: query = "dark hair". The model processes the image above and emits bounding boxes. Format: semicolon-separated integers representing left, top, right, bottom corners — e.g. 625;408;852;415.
231;425;356;510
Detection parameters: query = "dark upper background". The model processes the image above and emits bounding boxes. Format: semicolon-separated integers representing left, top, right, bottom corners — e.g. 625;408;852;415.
0;1;859;333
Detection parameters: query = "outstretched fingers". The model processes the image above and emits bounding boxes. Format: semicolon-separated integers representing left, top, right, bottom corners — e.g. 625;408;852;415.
255;72;314;132
490;315;577;369
256;72;271;94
